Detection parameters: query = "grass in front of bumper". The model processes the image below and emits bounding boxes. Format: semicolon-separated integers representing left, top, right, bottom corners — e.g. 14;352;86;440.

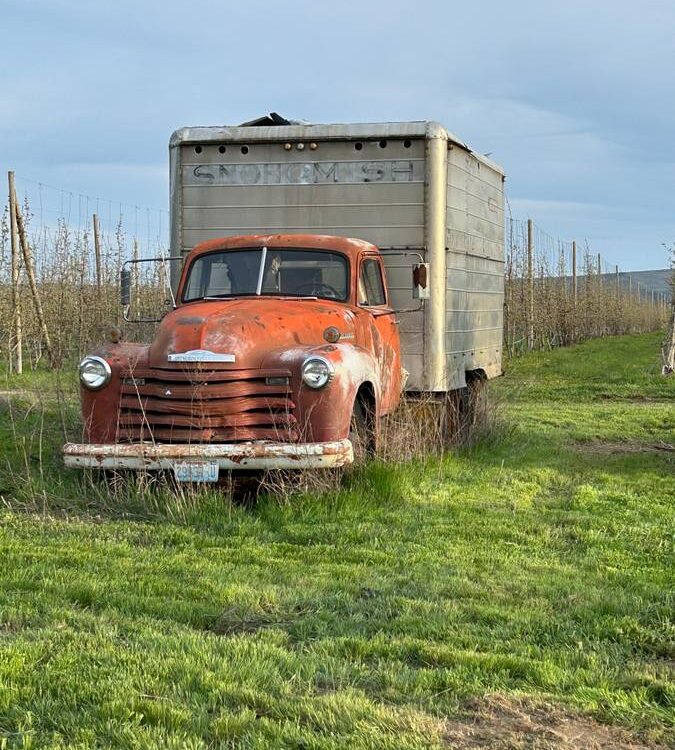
0;331;673;748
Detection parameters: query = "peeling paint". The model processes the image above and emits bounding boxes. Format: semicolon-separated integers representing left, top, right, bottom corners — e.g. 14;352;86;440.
63;439;353;470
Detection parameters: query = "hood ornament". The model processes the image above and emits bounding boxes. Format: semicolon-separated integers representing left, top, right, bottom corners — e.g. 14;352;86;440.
168;350;235;363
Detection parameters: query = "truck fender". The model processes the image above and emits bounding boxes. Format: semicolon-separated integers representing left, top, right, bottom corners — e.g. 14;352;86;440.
264;344;380;443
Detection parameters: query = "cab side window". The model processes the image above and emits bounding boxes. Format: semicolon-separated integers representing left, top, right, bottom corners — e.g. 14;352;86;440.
358;258;387;306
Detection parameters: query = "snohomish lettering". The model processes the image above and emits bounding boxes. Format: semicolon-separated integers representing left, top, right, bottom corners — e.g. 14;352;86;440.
186;160;421;186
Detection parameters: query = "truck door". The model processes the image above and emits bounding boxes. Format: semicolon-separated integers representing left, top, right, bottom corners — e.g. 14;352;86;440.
357;255;402;414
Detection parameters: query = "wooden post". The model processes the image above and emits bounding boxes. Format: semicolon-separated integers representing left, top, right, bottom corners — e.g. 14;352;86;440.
132;238;140;314
596;253;603;336
615;265;619;300
596;255;602;338
93;213;102;289
664;292;675;374
572;240;577;306
15;201;56;367
8;171;22;374
628;274;632;298
505;255;513;356
527;218;534;350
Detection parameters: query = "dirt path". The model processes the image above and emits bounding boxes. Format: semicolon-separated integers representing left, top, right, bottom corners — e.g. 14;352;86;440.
444;696;669;749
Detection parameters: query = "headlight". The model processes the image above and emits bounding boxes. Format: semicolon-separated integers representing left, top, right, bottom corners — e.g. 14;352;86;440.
79;356;112;390
301;356;334;389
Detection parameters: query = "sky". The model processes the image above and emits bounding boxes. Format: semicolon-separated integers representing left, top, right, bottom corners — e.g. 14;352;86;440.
1;0;673;271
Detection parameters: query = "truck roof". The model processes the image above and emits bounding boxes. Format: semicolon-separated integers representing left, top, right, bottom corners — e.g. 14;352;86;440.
188;233;378;262
169;120;505;176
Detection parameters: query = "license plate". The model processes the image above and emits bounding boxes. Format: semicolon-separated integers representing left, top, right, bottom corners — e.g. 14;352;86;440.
173;461;219;483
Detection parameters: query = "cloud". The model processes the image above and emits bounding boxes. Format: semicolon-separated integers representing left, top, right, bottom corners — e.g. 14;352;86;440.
1;0;673;269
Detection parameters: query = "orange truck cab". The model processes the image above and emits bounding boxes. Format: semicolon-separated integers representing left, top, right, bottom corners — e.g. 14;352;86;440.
63;233;403;478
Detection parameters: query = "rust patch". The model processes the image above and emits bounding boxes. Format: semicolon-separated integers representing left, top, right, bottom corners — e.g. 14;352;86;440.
174;316;205;325
63;438;353;470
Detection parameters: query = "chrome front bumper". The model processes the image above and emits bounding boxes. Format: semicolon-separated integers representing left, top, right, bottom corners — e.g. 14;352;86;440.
63;439;353;471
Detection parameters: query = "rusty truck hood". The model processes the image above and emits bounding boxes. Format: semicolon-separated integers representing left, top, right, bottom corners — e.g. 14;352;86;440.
149;297;356;368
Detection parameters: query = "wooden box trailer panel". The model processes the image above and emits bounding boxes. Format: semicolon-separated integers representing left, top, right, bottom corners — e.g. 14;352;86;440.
169;121;505;392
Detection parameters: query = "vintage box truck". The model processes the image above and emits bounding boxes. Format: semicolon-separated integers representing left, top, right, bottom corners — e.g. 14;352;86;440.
63;118;504;479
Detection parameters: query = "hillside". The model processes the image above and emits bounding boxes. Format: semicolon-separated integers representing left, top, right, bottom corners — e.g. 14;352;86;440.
616;268;672;296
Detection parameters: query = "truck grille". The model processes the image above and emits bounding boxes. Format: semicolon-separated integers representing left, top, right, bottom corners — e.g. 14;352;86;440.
117;366;297;443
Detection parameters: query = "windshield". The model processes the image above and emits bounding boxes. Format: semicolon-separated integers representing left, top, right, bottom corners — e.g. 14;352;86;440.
182;248;349;302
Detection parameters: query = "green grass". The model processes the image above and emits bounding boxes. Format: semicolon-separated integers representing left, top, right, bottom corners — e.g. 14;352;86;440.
0;332;673;749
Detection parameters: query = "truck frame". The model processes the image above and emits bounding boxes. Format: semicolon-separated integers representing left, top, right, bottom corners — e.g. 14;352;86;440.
63;119;504;477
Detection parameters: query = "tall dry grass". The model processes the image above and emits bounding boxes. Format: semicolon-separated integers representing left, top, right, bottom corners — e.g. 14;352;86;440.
0;202;169;369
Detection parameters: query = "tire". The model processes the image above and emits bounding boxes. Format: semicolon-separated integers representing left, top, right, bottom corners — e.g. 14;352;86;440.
229;471;265;503
463;375;488;431
441;389;464;447
454;376;488;444
349;398;376;464
441;376;487;447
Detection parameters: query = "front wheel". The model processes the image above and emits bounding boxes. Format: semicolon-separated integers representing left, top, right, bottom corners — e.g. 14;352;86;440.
349;398;377;464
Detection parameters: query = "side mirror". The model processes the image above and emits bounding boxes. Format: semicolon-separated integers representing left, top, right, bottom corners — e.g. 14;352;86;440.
412;263;430;300
120;268;131;307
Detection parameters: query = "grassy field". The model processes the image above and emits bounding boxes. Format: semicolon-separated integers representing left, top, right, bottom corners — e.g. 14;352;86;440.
0;332;673;749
